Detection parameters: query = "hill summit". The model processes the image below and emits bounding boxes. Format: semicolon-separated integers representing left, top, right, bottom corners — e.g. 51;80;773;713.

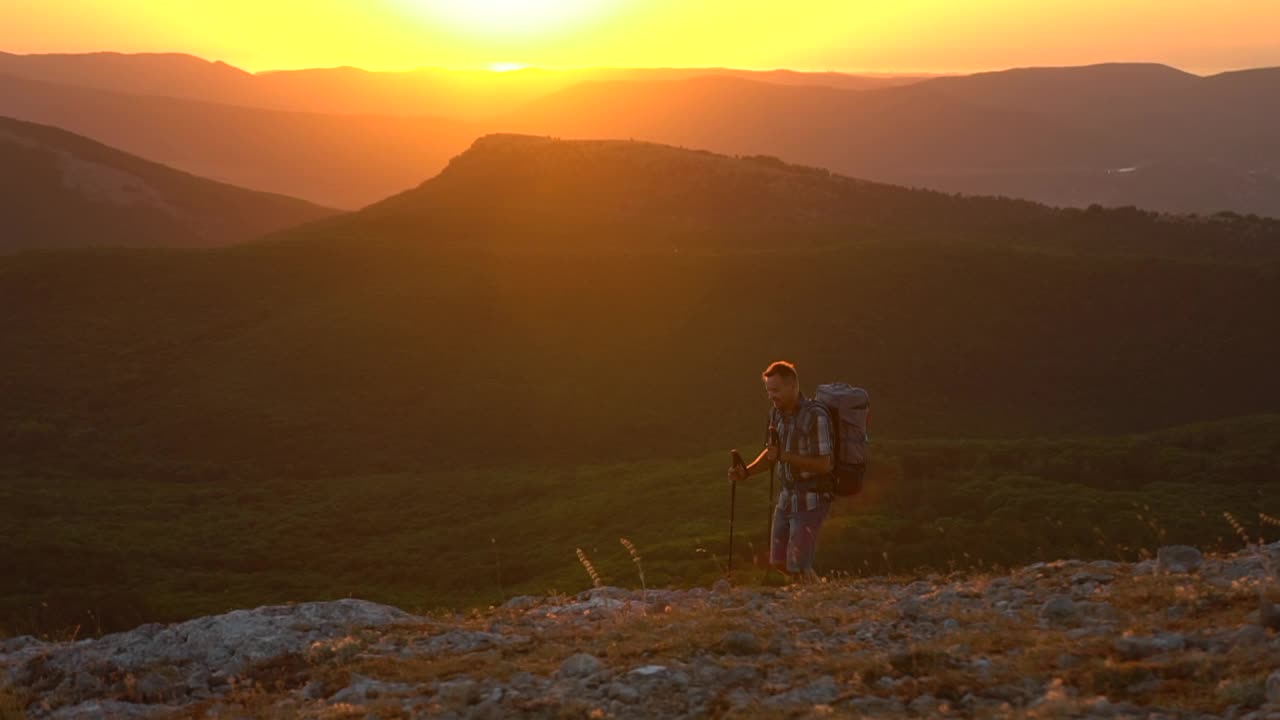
291;132;1280;261
4;543;1280;718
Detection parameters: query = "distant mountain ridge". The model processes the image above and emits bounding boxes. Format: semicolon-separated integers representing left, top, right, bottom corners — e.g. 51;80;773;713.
0;51;933;120
0;115;338;251
0;72;480;208
2;52;1277;215
502;64;1280;217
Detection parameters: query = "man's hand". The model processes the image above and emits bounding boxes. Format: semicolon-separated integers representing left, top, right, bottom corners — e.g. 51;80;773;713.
727;464;748;484
765;445;781;463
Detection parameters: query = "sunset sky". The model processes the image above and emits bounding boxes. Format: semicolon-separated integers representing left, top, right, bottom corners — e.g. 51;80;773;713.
4;0;1280;75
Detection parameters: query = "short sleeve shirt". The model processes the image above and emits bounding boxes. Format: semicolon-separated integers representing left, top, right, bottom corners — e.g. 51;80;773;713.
767;395;833;490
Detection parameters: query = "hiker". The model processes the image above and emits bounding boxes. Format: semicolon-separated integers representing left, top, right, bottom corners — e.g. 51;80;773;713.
727;360;834;583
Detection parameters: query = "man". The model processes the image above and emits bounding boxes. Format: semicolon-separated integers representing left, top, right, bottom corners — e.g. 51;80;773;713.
727;360;834;583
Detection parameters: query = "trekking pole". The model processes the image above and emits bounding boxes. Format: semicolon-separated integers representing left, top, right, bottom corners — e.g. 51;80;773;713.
729;450;746;577
766;423;780;579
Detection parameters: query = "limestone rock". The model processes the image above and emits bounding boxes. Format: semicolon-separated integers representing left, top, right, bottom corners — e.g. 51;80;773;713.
1113;632;1186;660
559;653;603;679
1;599;420;713
1039;595;1078;625
765;676;839;707
1268;670;1280;704
720;630;762;656
1157;545;1203;574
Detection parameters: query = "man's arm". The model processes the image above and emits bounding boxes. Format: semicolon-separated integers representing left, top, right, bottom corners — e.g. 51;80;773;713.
743;447;774;477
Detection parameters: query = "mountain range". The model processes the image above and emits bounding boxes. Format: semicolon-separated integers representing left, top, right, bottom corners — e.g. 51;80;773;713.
1;52;1277;215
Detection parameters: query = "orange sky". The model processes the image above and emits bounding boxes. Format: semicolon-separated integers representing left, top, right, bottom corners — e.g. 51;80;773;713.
4;0;1279;74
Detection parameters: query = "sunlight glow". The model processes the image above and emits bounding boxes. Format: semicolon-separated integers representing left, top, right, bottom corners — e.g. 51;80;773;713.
4;1;1279;74
489;62;528;72
411;0;614;39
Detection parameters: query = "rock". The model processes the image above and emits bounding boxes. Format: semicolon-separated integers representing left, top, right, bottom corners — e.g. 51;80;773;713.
909;694;940;714
406;629;528;656
468;700;507;720
301;679;326;700
437;677;481;707
559;653;603;678
942;618;960;632
0;636;41;654
135;670;175;703
1;597;420;710
1260;597;1280;631
765;676;839;706
796;629;826;644
850;696;906;715
575;586;635;602
711;579;732;594
183;667;210;695
1070;570;1115;584
897;598;924;620
329;673;417;704
720;630;762;656
49;701;175;719
1157;545;1203;574
1055;654;1082;670
725;688;753;709
1232;624;1268;648
1077;601;1121;624
502;595;541;611
1039;595;1078;625
545;596;630;618
1114;632;1186;660
720;665;761;686
1268;670;1280;704
766;632;795;656
607;682;639;703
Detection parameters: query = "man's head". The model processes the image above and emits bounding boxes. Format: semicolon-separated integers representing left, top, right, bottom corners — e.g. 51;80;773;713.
761;360;800;413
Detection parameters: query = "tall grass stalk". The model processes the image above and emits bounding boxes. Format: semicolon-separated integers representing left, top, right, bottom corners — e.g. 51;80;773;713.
620;537;646;603
576;548;602;588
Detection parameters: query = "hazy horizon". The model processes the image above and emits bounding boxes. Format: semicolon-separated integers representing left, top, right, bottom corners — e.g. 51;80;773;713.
6;49;1280;79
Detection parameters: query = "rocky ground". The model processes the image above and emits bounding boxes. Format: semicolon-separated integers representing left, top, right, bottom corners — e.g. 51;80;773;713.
4;544;1280;719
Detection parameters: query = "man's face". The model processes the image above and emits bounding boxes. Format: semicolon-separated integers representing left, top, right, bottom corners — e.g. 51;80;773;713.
764;374;798;410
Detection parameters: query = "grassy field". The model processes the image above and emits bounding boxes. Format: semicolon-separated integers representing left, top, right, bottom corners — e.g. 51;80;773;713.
5;415;1279;638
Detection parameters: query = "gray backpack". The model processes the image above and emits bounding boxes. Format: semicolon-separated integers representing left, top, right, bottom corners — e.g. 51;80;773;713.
814;383;871;496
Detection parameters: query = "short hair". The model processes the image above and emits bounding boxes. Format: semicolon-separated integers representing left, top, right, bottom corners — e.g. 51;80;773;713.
761;360;798;383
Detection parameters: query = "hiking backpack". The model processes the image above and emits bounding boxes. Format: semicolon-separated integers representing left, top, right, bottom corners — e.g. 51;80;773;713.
814;383;871;496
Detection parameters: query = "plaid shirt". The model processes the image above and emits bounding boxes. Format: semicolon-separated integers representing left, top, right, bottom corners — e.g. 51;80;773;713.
767;394;833;490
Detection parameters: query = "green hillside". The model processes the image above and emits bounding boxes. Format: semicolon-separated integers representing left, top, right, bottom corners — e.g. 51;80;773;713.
5;416;1278;636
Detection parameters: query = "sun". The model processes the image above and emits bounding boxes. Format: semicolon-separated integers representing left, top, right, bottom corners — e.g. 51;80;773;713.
413;0;613;39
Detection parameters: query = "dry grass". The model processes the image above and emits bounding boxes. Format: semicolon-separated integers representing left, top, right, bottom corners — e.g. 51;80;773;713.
575;548;602;588
619;537;646;600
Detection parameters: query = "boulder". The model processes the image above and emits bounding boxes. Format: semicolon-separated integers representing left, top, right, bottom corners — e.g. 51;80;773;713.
1157;545;1203;574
